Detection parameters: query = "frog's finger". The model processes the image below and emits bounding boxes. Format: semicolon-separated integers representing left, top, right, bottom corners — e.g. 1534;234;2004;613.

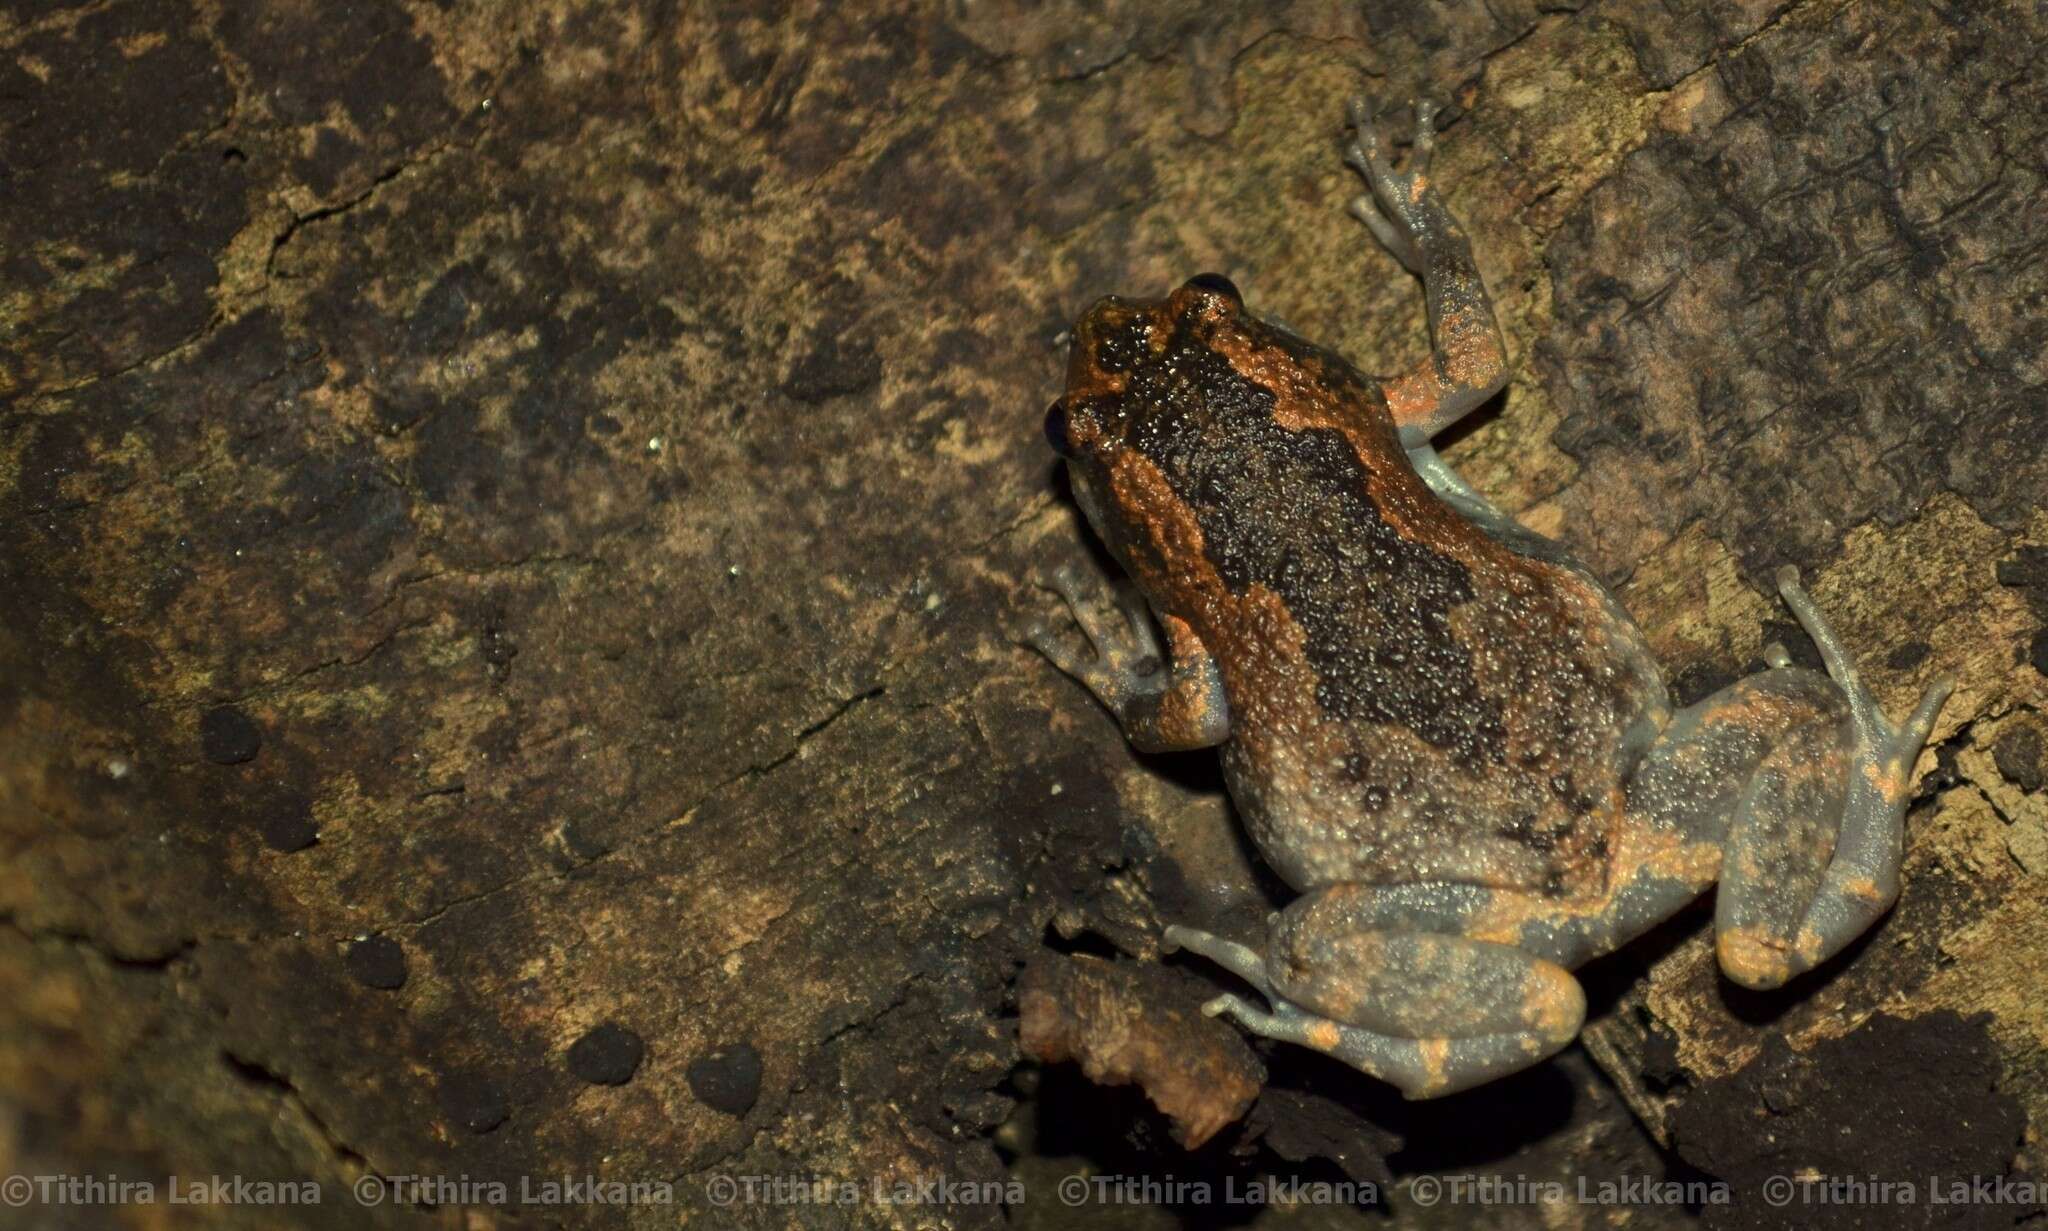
1349;194;1418;270
1344;97;1405;205
1409;100;1438;171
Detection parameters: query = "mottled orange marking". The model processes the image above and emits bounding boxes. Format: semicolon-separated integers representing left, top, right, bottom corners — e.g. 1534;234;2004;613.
1105;452;1213;595
1717;926;1793;989
1415;1038;1451;1095
1147;612;1218;741
1307;1021;1343;1052
1862;761;1907;801
1461;820;1719;947
1436;304;1507;391
1381;369;1436;427
1524;969;1584;1041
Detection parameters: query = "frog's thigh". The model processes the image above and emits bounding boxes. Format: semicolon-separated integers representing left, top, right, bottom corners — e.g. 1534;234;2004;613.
1253;886;1583;1096
1269;884;1589;1036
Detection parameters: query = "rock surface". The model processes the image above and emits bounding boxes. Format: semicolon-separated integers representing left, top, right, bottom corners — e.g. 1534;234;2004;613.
3;0;2042;1228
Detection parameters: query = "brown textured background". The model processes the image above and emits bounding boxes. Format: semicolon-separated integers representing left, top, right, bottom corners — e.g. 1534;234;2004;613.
2;0;2043;1228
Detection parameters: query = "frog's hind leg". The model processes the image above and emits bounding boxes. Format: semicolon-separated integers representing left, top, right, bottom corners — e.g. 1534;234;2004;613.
1165;890;1586;1099
1714;568;1952;988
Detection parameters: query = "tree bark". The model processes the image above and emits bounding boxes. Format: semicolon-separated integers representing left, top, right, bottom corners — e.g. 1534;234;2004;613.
3;1;2043;1228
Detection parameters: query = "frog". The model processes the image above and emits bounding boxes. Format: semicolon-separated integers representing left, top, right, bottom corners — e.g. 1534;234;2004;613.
1026;96;1954;1099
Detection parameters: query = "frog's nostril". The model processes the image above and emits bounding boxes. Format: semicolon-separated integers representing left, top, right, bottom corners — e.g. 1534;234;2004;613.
1043;399;1073;456
1185;272;1241;306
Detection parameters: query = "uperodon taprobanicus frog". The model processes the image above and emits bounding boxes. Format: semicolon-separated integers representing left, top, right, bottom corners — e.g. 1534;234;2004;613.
1028;96;1953;1098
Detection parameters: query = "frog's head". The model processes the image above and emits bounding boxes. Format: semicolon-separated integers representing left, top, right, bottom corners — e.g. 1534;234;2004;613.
1045;271;1246;464
1041;271;1404;606
1041;274;1254;580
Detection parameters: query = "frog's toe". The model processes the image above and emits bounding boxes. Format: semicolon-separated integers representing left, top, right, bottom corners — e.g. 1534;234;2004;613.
1047;562;1092;605
1899;674;1954;752
1772;564;1954;760
1199;991;1273;1024
1716;925;1796;990
1035;568;1143;664
1203;994;1575;1100
1344;94;1376;134
1348;194;1418;269
1164;923;1273;996
1407;99;1438;168
1771;565;1876;705
1112;586;1163;659
1021;621;1079;670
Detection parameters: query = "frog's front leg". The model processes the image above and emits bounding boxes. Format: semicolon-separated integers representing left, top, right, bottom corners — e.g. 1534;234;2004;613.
1166;884;1586;1099
1026;564;1230;753
1345;99;1508;446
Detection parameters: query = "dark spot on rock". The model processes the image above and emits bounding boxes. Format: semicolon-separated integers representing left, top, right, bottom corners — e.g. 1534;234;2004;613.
343;936;408;990
567;1022;645;1086
1992;722;2043;793
481;621;518;670
373;392;435;435
1637;1013;1685;1090
1757;619;1824;673
782;334;880;403
17;413;96;515
2032;629;2048;679
409;399;488;506
409;261;484;351
260;797;318;853
560;818;614;862
303;125;356;197
1996;547;2048;618
1883;640;1931;670
687;1041;763;1115
437;1071;509;1134
199;705;262;764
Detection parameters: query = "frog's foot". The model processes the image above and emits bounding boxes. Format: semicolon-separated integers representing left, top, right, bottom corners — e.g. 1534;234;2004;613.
1165;918;1583;1099
1204;993;1574;1099
1711;570;1954;990
1344;97;1439;274
1773;566;1953;764
1026;565;1231;753
1025;562;1161;702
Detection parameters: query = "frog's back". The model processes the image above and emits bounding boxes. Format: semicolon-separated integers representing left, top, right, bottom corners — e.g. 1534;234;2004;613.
1116;312;1666;897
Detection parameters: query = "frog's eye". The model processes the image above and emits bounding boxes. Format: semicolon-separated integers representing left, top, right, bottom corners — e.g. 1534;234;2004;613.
1043;399;1074;457
1184;272;1241;305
